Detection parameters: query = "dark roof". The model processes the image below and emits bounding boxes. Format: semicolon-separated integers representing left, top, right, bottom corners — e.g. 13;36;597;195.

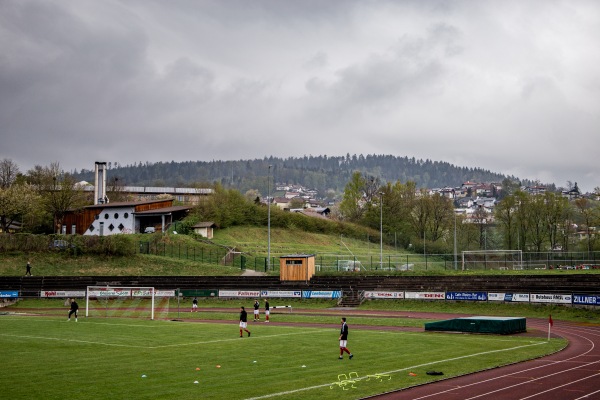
280;254;316;258
134;205;191;215
192;221;217;228
83;199;170;210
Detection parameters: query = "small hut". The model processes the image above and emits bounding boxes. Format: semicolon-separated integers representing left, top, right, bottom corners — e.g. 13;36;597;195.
192;221;217;239
279;254;316;282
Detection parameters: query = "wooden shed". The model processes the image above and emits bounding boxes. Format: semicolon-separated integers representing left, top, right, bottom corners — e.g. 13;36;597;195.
279;254;316;282
192;221;217;239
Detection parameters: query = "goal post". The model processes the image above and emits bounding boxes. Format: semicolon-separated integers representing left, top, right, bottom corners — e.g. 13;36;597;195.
461;250;523;271
86;286;155;320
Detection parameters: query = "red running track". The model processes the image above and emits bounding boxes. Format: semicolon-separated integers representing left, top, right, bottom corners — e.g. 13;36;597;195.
370;317;600;400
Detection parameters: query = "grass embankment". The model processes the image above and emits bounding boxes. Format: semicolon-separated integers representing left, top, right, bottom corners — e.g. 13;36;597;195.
2;226;598;276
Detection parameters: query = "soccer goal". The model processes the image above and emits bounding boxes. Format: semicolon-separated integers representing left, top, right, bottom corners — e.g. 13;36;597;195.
461;250;523;271
86;286;156;320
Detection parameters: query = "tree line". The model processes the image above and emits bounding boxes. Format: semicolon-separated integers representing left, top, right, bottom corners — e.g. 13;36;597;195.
71;154;529;196
1;158;598;255
337;171;600;254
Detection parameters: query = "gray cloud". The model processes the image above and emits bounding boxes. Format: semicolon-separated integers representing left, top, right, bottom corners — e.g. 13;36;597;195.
1;0;598;191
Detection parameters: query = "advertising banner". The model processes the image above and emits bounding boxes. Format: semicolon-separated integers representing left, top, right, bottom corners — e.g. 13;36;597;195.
405;291;445;300
364;291;405;299
488;293;530;302
530;293;572;304
88;289;132;297
445;292;488;301
218;290;261;298
41;291;86;298
132;289;155;297
573;294;600;306
260;290;301;298
302;290;342;299
154;290;176;297
0;291;19;298
179;289;217;297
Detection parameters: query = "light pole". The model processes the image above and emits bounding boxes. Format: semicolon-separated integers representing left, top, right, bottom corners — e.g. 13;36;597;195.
453;211;458;270
379;192;383;269
267;165;272;270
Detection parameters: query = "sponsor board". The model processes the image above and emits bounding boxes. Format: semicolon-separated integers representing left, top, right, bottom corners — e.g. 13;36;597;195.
488;293;530;302
88;289;132;297
218;290;261;298
180;289;218;297
260;290;301;298
41;291;86;298
445;291;488;301
302;290;342;299
132;289;155;297
530;293;572;304
573;294;600;306
364;291;405;299
0;291;19;298
405;291;445;300
154;290;175;297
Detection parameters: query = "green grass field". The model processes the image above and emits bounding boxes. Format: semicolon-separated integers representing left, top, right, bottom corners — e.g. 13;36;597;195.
1;301;566;400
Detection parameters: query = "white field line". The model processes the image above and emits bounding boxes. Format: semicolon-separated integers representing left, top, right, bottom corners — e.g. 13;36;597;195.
0;317;174;328
373;329;550;345
151;330;327;349
0;333;148;348
243;342;546;400
0;325;330;349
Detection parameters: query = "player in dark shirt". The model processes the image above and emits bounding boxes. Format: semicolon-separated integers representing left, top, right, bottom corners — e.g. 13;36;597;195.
239;306;251;337
68;300;79;322
264;299;270;323
338;317;353;359
253;299;260;321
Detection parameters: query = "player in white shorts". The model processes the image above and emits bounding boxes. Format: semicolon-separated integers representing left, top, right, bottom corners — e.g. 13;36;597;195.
239;306;251;337
253;299;260;321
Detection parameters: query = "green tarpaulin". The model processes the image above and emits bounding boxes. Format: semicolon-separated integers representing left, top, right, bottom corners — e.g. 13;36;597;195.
425;316;526;334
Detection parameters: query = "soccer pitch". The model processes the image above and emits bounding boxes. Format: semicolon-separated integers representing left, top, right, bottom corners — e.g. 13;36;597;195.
0;314;565;400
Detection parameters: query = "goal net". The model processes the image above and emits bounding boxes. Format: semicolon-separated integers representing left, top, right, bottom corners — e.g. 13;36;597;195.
86;286;162;320
461;250;523;271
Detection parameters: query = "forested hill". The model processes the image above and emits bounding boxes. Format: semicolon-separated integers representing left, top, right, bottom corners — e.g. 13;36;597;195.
73;154;525;195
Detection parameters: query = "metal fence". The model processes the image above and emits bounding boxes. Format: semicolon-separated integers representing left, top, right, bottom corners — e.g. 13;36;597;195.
137;241;600;273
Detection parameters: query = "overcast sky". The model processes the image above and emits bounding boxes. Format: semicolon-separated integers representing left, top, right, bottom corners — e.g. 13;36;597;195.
1;0;599;191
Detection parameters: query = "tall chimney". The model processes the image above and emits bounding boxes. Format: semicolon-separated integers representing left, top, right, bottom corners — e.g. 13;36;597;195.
94;162;107;205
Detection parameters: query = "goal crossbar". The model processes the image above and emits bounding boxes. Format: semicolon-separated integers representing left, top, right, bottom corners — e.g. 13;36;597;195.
86;286;155;320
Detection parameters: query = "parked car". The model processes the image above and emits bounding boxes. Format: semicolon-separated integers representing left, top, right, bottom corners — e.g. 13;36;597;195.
144;227;156;234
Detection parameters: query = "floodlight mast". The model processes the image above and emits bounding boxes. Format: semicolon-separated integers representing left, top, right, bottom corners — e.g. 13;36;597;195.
379;192;383;268
267;165;272;270
454;211;458;270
